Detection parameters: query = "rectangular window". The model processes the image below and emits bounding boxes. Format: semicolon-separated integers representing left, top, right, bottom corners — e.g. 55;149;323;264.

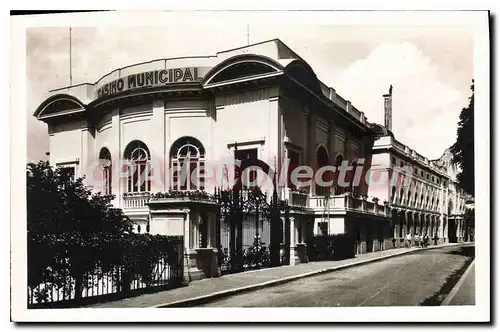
318;222;328;235
179;161;188;191
235;148;258;188
189;161;197;191
103;166;112;195
59;166;75;181
171;161;180;190
288;150;300;189
139;163;147;192
198;161;206;191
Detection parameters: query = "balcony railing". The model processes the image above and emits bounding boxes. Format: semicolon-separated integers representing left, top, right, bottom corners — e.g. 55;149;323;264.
309;194;390;217
123;192;150;209
287;190;309;207
393;139;406;152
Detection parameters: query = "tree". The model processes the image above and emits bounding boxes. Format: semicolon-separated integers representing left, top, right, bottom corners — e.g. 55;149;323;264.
27;161;133;301
463;208;475;242
450;81;474;196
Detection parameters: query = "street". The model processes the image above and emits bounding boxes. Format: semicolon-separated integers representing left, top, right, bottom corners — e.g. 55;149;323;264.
199;244;475;307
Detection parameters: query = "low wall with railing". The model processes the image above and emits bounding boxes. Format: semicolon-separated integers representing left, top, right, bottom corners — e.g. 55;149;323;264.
123;193;150;209
309;194;390;217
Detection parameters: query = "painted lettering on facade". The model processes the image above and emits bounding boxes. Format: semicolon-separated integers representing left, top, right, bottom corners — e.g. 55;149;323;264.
96;67;206;99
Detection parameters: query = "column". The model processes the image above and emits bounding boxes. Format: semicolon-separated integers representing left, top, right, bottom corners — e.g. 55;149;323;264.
192;213;200;249
398;211;408;238
407;212;412;236
307;110;316;195
394;214;399;239
207;213;213;248
110;108;122;208
267;95;281;163
80;123;94;181
327;121;333;164
289;217;297;266
183;209;191;284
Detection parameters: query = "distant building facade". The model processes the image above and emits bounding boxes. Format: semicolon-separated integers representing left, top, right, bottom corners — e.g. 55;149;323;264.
368;88;470;245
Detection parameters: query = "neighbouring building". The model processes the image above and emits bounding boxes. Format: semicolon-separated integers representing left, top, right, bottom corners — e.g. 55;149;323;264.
368;87;470;246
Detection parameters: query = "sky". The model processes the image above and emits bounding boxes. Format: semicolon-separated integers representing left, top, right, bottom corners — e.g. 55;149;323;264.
26;24;473;162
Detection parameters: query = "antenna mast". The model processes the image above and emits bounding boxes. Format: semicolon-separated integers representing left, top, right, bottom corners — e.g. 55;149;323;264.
247;24;249;45
69;27;73;86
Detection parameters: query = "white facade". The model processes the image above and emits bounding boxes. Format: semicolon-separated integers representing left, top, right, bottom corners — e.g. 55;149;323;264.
368;126;469;243
35;39;416;263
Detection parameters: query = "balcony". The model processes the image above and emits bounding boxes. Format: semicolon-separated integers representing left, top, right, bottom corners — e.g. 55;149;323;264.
287;189;309;207
122;192;151;215
309;193;390;217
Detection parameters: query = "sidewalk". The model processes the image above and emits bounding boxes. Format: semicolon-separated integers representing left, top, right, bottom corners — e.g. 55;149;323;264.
442;260;475;306
89;242;468;308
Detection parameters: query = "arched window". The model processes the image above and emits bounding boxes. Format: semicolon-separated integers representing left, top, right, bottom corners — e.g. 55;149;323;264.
170;137;206;191
399;188;404;205
99;147;112;196
391;186;396;202
209;62;276;84
124;141;151;193
316;146;329;196
350;161;359;196
334;155;344;195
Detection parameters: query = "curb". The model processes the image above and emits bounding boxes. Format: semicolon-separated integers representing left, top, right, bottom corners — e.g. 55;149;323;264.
153;242;472;308
441;259;475;306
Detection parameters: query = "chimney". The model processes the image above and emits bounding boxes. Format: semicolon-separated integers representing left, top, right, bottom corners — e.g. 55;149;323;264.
383;85;393;131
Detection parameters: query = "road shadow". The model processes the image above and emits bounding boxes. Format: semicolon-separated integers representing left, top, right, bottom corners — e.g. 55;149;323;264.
445;245;476;259
420;245;475;306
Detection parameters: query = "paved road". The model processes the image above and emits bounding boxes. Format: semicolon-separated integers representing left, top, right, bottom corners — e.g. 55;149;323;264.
199;244;475;307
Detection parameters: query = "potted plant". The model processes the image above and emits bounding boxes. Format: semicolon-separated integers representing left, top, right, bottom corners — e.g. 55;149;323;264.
292;187;308;195
372;197;379;204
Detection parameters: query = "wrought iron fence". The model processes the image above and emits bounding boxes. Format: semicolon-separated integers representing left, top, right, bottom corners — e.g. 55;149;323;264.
215;186;289;274
28;237;184;308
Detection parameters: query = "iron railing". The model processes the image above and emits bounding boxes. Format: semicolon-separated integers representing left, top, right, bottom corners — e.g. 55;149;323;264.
28;238;183;308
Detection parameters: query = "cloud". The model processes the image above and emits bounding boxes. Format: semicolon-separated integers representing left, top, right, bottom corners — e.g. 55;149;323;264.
336;41;465;158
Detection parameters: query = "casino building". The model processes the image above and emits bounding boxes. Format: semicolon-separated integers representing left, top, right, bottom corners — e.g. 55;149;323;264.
33;38;468;278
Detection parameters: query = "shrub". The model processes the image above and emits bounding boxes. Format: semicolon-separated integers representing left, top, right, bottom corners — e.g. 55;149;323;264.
311;234;356;261
243;236;270;269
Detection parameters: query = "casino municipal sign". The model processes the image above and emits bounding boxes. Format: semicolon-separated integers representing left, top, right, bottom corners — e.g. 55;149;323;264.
96;67;209;99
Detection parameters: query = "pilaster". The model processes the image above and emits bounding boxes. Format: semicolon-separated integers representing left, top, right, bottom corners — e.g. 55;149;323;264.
110;108;121;208
150;99;165;193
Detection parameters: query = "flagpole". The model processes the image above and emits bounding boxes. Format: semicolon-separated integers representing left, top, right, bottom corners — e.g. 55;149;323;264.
69;27;72;86
246;24;249;45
